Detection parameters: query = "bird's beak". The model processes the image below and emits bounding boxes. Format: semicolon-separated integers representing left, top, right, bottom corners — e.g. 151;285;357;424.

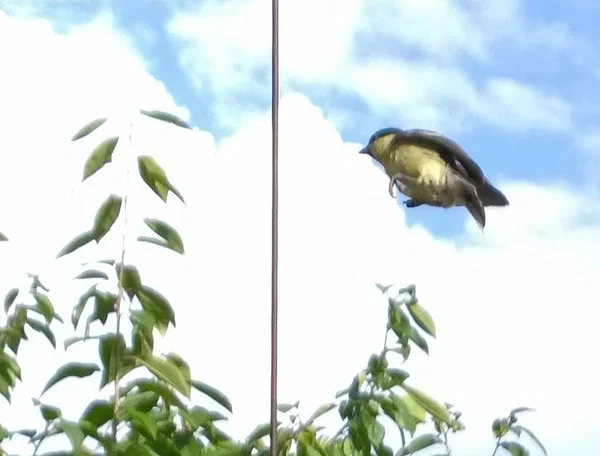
359;146;369;155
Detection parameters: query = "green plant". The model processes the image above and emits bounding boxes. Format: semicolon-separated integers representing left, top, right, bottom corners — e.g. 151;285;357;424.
0;112;547;456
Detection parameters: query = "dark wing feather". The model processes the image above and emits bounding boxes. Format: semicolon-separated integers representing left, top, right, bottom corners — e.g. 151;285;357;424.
399;129;485;186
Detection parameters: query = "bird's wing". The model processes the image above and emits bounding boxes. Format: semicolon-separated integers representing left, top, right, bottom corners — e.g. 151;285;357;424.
399;129;485;186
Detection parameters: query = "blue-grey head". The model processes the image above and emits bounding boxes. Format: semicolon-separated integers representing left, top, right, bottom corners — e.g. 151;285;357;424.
359;127;404;157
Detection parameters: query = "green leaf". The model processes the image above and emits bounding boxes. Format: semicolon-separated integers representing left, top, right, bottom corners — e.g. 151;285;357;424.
26;318;56;348
72;284;97;329
81;400;114;428
492;418;510;438
127;408;158;441
509;406;535;417
4;288;18;313
138;155;185;204
386;368;409;388
406;326;429;354
246;422;272;444
306;402;336;425
136;286;176;332
396;433;442;456
134;378;185;408
401;385;451;425
74;270;109;280
367;420;385;448
140;109;191;129
190;380;233;413
134;354;190;398
33;292;55;324
57;230;95;258
71;118;107;141
0;232;7;241
375;283;393;294
99;333;127;388
141;218;184;254
40;362;100;396
0;352;21;381
40;404;62;421
277;403;295;413
406;300;436;337
92;290;117;324
83;136;119;181
513;425;547;455
58;420;85;452
500;441;530;456
93;194;122;242
115;263;142;301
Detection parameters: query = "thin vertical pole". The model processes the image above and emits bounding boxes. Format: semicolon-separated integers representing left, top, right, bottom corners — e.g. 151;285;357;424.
269;0;280;452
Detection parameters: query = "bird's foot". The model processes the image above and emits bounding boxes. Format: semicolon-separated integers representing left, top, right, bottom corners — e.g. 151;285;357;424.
388;172;414;199
403;199;422;208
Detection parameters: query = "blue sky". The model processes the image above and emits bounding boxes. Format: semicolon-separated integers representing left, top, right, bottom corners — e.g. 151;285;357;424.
1;1;600;455
19;0;600;236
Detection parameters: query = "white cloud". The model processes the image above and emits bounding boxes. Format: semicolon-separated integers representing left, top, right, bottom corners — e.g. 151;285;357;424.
1;11;600;456
167;0;574;135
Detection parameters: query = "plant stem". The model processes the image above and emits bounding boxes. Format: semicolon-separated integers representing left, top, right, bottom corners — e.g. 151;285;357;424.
492;437;501;456
111;121;132;449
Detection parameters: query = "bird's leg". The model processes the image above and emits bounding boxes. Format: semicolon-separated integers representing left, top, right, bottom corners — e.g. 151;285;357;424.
388;172;418;198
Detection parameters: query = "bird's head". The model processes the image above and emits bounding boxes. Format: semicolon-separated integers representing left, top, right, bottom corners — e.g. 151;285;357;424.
359;127;404;160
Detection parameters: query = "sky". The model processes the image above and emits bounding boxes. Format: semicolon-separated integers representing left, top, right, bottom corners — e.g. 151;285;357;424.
0;0;599;455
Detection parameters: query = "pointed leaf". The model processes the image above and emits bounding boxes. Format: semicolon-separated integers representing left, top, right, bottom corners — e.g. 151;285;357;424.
190;380;233;413
33;292;55;324
40;362;100;396
26;318;56;348
500;441;529;456
57;230;95;258
99;333;127;388
4;288;18;313
509;407;535;417
74;270;109;280
137;236;169;251
58;420;85;452
93;194;122;242
137;155;185;204
402;385;450;424
142;218;184;254
406;326;429;354
375;283;393;294
134;354;190;398
126;408;158;441
138;155;169;202
81;400;113;428
246;422;272;444
115;264;142;301
140;109;191;129
406;301;436;337
306;402;336;425
40;404;62;421
83;136;119;181
396;433;442;456
72;284;97;329
136;286;176;331
71;118;107;141
513;425;547;455
0;232;7;241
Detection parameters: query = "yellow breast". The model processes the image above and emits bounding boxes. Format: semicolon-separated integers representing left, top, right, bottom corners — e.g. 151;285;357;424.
382;144;448;186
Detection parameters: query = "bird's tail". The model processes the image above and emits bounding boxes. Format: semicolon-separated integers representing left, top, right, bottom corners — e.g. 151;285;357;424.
478;179;509;207
465;195;486;230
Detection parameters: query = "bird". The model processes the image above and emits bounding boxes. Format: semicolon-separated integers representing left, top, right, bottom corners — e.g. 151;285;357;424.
358;127;509;229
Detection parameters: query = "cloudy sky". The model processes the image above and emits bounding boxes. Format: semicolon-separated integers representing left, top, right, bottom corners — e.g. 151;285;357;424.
1;0;599;455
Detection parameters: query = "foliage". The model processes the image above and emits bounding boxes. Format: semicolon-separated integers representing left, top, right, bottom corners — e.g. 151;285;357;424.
0;111;547;456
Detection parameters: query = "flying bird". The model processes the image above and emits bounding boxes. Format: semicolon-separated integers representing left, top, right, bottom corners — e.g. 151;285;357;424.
359;127;509;229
